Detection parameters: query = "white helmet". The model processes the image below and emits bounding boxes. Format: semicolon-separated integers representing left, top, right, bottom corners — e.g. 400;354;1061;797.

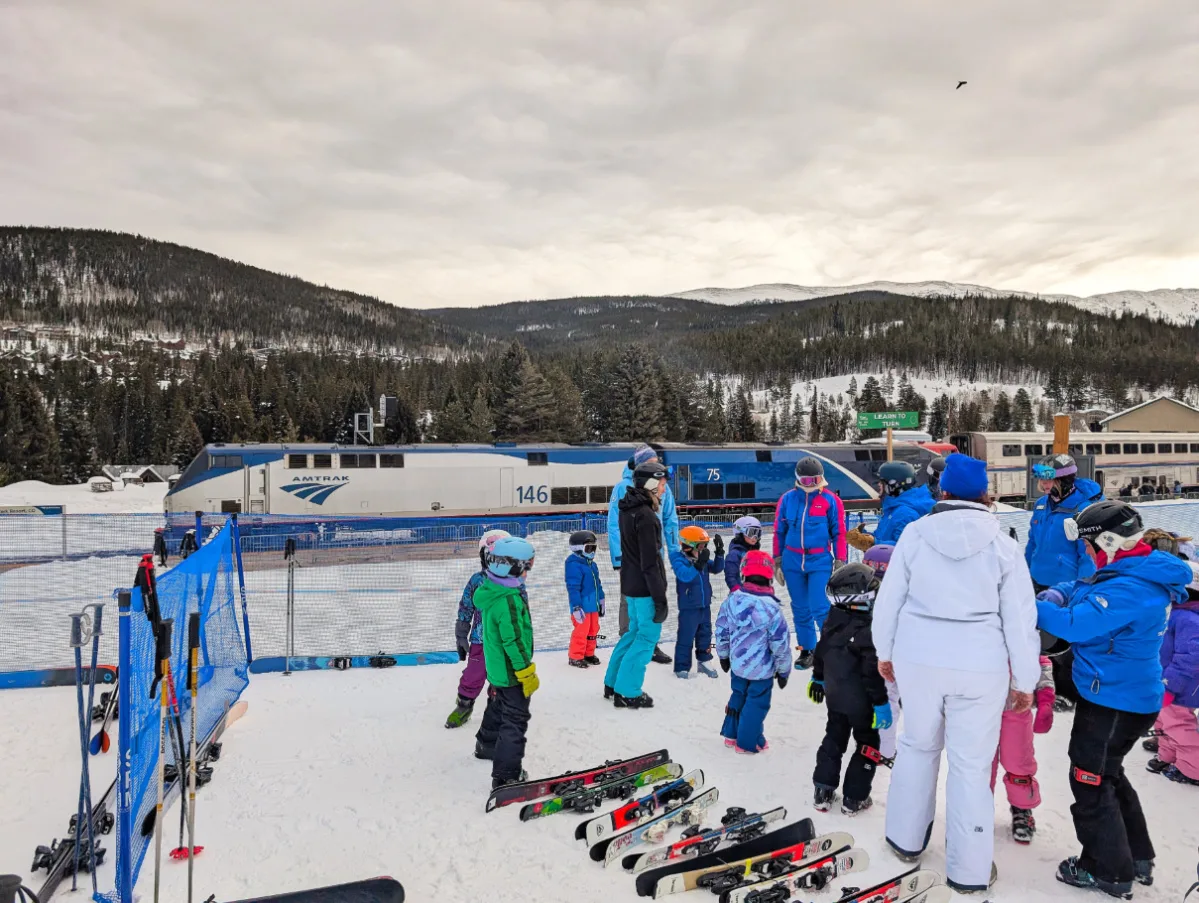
479;529;510;553
733;516;762;540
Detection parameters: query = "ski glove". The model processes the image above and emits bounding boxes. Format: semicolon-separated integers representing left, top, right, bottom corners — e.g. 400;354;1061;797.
571;607;585;625
1034;687;1055;734
872;703;894;731
807;680;825;705
773;557;786;586
514;663;540;698
454;620;471;662
698;547;711;569
652;597;668;624
1037;588;1067;607
720;658;731;673
598;598;606;617
713;534;725;555
776;673;789;690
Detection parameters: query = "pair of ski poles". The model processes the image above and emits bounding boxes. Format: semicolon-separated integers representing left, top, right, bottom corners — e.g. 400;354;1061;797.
69;603;105;895
152;611;202;903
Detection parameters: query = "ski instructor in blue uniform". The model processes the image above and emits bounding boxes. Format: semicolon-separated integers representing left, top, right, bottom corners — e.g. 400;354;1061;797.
773;457;847;670
846;460;936;553
608;444;680;666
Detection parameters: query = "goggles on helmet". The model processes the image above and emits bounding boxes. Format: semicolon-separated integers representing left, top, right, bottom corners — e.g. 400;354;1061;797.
797;475;822;488
1032;464;1058;481
742;526;762;541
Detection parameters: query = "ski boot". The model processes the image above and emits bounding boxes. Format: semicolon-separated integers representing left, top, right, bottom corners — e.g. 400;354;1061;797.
813;786;837;812
842;796;872;816
1142;736;1159;753
697;661;719;679
947;862;997;894
491;770;528;791
584;655;602;666
614;692;654;709
474;740;494;761
651;646;673;665
1146;757;1170;774
1056;857;1132;899
674;670;691;680
793;649;814;671
1134;859;1154;887
604;684;615;701
445;695;475;729
1164;765;1199;786
1011;806;1035;844
568;658;589;669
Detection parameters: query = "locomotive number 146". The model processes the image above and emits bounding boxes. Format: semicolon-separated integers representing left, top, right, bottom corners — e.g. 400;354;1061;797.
517;485;549;504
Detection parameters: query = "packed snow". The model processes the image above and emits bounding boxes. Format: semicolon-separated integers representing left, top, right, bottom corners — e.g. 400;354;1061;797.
0;480;168;514
3;657;1196;902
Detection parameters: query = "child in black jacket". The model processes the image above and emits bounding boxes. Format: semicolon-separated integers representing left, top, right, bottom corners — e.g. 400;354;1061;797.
808;563;892;815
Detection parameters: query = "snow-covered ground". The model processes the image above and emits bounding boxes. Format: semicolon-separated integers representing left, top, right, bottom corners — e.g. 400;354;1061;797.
2;660;1195;902
0;480;168;514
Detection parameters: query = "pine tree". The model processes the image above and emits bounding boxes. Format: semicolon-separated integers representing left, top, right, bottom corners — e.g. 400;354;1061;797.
544;364;585;441
990;391;1014;431
467;387;496;442
928;394;951;440
1013;389;1035;432
431;386;472;442
847;376;858;400
883;371;895;401
56;396;98;483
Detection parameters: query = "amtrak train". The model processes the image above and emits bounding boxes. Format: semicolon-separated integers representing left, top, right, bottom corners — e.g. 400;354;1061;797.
164;441;939;518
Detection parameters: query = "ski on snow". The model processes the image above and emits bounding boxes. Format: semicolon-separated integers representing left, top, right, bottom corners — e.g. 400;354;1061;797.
30;777;116;902
829;868;945;903
596;787;720;865
519;763;684;821
725;846;869;903
216;876;405;902
577;769;704;845
623;807;788;873
487;749;671;811
652;830;853;898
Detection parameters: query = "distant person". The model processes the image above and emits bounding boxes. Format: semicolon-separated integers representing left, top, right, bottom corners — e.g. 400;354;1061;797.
564;530;605;669
1138;482;1156;499
152;527;168;567
1174;479;1184;498
724;516;762;592
446;529;510;728
608;444;679;666
1146;560;1199;787
925;456;946;501
669;526;724;679
605;460;670;708
179;528;198;559
772;457;847;670
847;461;936;551
1120;483;1134;499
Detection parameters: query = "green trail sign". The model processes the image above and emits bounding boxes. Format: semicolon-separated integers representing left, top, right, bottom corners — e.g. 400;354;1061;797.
856;410;919;430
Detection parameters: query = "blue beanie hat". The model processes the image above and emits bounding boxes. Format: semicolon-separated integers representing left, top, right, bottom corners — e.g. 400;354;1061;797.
633;444;658;466
940;453;989;500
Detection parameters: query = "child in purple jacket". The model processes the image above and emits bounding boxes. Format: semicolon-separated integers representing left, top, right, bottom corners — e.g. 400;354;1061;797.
1148;561;1199;785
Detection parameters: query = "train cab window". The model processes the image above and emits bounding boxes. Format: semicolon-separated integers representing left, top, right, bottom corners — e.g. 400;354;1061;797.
287;454;307;469
1159;443;1175;454
1001;445;1021;457
210;454;243;469
313;454;332;469
220;500;242;514
341;454;376;468
1023;444;1044;457
569;487;587;504
870;449;887;461
589;486;613;504
1175;443;1189;454
854;449;871;461
1123;443;1138;454
756;450;773;463
1085;444;1102;455
1141;443;1156;455
725;482;756;500
693;484;725;501
379;454;405;468
527;453;548;466
1104;443;1120;455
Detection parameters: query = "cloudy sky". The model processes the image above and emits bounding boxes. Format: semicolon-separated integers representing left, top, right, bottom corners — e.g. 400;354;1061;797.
3;1;1198;308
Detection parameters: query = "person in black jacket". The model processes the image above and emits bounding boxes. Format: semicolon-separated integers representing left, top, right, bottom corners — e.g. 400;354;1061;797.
808;563;893;816
603;461;670;709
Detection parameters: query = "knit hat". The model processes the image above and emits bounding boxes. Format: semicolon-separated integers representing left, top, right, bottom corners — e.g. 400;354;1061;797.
633;444;658;467
940;453;989;501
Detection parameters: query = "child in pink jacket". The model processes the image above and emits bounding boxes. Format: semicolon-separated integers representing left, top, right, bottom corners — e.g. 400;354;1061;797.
991;655;1055;843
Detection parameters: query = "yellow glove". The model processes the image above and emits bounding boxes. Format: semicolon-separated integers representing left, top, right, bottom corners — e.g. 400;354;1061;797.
514;663;540;698
773;557;786;586
846;526;875;552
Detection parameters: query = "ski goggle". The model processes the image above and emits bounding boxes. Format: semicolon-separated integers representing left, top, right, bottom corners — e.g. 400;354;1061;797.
797;475;822;488
581;543;597;556
742;526;762;541
1032;464;1058;480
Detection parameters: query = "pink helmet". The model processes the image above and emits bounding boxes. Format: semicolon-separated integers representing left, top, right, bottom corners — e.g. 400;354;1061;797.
863;543;894;578
741;550;775;585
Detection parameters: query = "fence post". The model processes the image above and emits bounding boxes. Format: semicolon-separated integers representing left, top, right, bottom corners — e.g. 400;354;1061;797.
229;513;253;663
62;505;68;561
116;590;133;903
194;510;203;544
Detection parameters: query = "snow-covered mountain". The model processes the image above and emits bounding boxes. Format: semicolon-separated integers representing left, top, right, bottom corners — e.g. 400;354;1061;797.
670;282;1199;326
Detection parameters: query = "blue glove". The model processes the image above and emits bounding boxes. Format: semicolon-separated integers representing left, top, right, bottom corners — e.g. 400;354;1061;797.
1037;588;1067;607
872;703;894;731
571;607;585;625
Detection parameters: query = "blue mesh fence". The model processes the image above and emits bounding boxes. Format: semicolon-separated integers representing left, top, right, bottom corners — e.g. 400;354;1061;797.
99;520;249;903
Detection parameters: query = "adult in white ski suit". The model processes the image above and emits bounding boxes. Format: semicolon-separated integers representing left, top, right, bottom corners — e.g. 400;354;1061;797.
872;454;1041;893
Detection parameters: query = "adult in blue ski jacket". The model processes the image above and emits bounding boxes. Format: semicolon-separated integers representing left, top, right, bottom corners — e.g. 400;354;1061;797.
1025;456;1103;589
873;484;936;546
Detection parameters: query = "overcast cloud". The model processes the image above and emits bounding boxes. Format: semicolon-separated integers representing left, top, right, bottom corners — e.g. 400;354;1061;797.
2;0;1198;307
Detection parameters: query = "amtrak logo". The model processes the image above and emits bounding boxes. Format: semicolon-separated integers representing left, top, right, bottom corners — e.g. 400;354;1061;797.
282;478;349;505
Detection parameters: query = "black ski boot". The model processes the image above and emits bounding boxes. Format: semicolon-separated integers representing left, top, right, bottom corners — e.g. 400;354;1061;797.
1134;859;1154;887
568;658;589;669
474;740;494;760
1164;764;1199;785
1011;806;1035;844
1056;857;1132;899
842;796;872;816
585;655;602;666
445;695;475;729
614;693;654;709
491;770;528;791
603;684;615;701
813;786;837;812
1146;757;1169;774
1142;736;1159;753
793;649;814;671
651;646;673;665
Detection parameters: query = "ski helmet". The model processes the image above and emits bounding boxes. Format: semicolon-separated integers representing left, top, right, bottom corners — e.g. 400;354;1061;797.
487;535;536;578
633;460;669;492
479;529;510;568
568;530;598;559
878;461;917;496
926;455;945;485
1065;500;1144;558
862;543;894;578
679;525;711;549
740;550;775;586
795;457;825;491
825;562;880;611
733;515;762;543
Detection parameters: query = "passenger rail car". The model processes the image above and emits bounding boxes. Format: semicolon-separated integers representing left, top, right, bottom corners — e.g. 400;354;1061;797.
950;431;1199;500
165;442;939;518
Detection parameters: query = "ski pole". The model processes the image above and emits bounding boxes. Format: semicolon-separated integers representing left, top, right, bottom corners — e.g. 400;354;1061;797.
165;663;192;861
152;618;174;903
69;612;87;892
187;611;201;902
81;603;104;892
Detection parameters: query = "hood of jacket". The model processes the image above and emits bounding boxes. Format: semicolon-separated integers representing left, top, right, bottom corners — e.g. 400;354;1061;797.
1096;549;1193;603
619;485;657;512
916;501;1001;560
1053;478;1103;512
882;484;936;518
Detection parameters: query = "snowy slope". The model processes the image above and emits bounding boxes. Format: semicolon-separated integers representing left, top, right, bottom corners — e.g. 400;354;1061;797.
671;282;1199;326
0;479;167;514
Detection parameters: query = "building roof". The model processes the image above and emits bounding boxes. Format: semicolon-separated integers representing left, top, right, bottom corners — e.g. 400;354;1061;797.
1099;395;1199;425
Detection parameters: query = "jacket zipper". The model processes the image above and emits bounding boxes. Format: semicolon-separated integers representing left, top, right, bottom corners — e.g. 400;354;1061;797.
800;491;808;569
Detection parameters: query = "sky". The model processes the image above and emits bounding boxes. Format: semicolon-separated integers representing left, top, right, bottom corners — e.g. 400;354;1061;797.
3;1;1199;309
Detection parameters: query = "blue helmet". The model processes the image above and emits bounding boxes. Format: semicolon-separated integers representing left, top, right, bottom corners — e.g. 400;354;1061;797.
487;536;536;578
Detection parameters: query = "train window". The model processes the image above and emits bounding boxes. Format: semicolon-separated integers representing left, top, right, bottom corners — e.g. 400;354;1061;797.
1192;444;1199;454
1002;445;1021;457
870;450;887;461
341;454;376;468
756;450;773;463
569;486;587;504
1175;443;1189;453
1086;444;1102;455
1068;444;1083;456
854;449;871;461
210;454;243;469
1023;444;1044;456
725;482;756;500
1105;444;1121;455
313;454;332;468
527;453;548;466
1141;443;1156;455
551;487;569;506
1158;443;1174;454
287;454;307;469
589;486;612;504
693;484;725;501
220;500;242;513
379;454;405;468
1123;443;1138;454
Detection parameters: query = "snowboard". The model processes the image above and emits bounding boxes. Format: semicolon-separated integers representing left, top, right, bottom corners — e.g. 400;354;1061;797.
653;830;853;898
487;749;671;811
577;769;704;845
222;877;405;902
624;807;788;873
249;652;456;674
597;788;720;865
831;868;943;903
519;763;684;821
0;664;117;690
725;846;868;903
635;819;816;898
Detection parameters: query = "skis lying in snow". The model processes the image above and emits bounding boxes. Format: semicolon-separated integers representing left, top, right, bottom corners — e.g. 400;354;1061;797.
596;788;720;865
653;831;853;898
577;770;704;845
519;763;684;821
0;664;117;690
487;749;671;811
215;876;405;902
635;819;816;898
249;652;456;674
623;807;788;873
830;868;945;903
725;846;869;903
31;777;116;902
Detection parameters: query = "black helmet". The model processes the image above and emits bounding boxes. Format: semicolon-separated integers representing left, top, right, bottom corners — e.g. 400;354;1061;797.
794;457;824;488
926;456;946;480
878;461;917;496
568;530;597;549
633;460;668;490
825;563;880;611
1067;500;1144;558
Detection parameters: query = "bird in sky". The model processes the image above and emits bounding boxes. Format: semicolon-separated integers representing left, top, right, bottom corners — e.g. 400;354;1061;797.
956;80;967;89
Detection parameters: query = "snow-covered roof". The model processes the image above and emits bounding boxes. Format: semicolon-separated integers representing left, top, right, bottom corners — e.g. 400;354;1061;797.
1099;396;1199;425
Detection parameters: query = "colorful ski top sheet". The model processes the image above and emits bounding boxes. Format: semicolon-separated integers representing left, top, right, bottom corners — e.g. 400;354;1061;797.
725;846;869;903
0;665;117;690
831;868;943;903
519;763;683;821
624;807;787;873
596;788;720;865
488;749;671;811
579;770;704;845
